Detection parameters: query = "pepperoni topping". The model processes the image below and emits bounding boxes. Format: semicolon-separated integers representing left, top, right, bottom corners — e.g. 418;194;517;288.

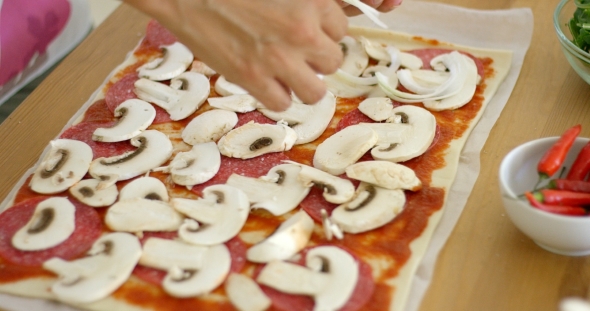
255;245;374;311
143;20;178;49
407;48;485;78
300;176;360;223
0;197;102;267
59;121;136;159
81;99;116;123
335;109;375;133
235;110;275;128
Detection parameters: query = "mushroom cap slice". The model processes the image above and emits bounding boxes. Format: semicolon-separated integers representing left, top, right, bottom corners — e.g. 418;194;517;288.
358;97;394;122
331;182;406;233
29;139;93;194
88;130;173;183
362;105;437;163
225;273;271;311
246;210;314;263
345;160;422;191
207;94;260;113
92;99;156;143
159;142;221;187
226;164;310;216
171;184;249;245
359;37;423;69
182;109;238;145
134;72;210;121
11;197;75;251
119;176;169;202
257;92;336;144
105;198;183;232
215;75;248;96
42;232;142;304
139;238;231;298
189;60;217;77
217;121;297;159
423;53;478;111
323;73;374;98
138;42;194;81
285;160;355;204
312;124;378;175
339;36;369;77
69;179;118;207
257;246;359;311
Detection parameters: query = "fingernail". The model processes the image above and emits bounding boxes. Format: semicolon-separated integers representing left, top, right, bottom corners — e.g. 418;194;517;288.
393;0;403;6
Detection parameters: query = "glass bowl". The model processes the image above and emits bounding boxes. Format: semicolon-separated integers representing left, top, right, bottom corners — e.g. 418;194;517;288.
554;0;590;84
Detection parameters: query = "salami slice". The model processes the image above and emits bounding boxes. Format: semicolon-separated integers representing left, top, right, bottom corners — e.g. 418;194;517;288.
143;20;178;49
335;109;375;133
407;48;485;78
59;121;136;159
81;99;116;123
255;245;375;311
300;176;361;223
0;197;102;267
235;110;275;128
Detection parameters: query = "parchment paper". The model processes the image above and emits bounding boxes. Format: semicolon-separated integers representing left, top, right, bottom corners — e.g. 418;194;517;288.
0;1;533;310
350;1;533;311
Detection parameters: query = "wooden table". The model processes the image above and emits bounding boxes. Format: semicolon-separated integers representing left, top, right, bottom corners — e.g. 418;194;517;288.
1;1;589;311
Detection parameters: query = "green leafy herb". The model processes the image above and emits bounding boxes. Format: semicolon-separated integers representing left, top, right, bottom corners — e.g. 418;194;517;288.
570;1;590;52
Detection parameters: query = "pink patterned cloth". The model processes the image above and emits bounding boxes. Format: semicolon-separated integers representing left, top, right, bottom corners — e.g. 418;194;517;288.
0;0;71;86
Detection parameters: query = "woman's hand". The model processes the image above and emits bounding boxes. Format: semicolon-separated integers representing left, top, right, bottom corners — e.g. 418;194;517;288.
338;0;402;16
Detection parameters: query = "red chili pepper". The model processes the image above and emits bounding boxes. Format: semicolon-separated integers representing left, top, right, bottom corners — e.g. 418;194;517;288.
538;189;590;206
524;192;586;216
550;179;590;193
566;141;590;180
537;124;582;180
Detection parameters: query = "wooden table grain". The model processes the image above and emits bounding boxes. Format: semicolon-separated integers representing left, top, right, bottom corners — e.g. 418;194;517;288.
1;1;589;311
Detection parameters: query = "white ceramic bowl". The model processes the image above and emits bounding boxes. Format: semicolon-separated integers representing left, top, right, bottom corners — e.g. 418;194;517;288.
499;137;590;256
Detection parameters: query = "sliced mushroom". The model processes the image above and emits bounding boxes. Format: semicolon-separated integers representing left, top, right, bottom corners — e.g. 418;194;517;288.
42;232;142;304
361;105;436;163
88;130;173;184
339;36;369;77
215;75;248;96
360;37;423;69
69;179;118;207
182;109;238;145
29;139;93;194
217;121;297;159
345;160;422;191
137;42;194;81
190;60;216;77
257;246;359;311
257;92;336;144
11;197;75;251
208;94;260;113
155;142;221;188
134;71;210;120
358;97;394;122
119;176;169;202
330;182;405;233
170;184;249;245
225;273;271;311
284;160;355;204
226;164;310;216
423;53;478;111
323;73;374;98
313;124;378;175
321;209;343;241
92;99;156;142
105;198;183;232
139;237;231;298
246;210;314;263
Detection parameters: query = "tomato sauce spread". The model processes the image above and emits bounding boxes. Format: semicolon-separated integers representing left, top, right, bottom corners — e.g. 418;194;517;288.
0;29;494;311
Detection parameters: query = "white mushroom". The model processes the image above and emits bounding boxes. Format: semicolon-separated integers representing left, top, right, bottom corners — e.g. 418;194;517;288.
358;97;394;122
359;37;423;69
323;73;374;98
29;139;93;194
69;179;118;207
138;42;194;81
321;209;343;241
88;130;173;185
92;99;156;143
182;109;238;145
170;184;249;245
217;121;297;159
154;142;221;188
208;94;260;113
134;71;210;120
312;124;378;175
118;176;169;202
105;198;183;232
11;197;75;251
284;160;355;204
190;60;217;77
246;210;314;263
139;238;231;298
423;53;478;111
345;161;422;191
225;273;271;311
361;105;436;163
215;75;248;96
257;92;336;144
257;246;359;311
339;36;369;77
42;232;142;304
330;182;405;233
226;164;310;216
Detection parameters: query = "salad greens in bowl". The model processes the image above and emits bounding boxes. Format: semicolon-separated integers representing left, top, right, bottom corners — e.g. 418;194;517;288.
555;0;590;84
